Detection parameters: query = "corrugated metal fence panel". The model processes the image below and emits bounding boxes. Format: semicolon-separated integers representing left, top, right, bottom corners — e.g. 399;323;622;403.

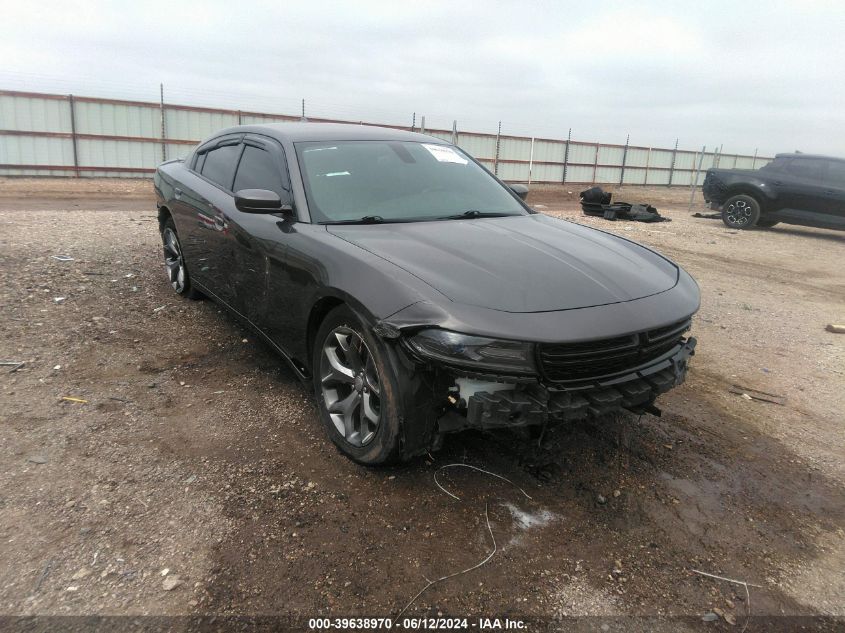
165;109;238;142
74;100;160;137
595;166;622;183
597;145;624;166
567;143;597;165
167;142;192;160
565;165;595;183
1;167;78;176
240;113;296;125
673;152;696;170
734;155;755;169
649;149;674;169
497;161;530;182
499;136;532;161
77;138;158;168
0;94;72;132
531;162;564;183
424;130;452;142
625;147;649;168
457;134;497;160
622;167;647;184
532;139;565;163
672;170;694;186
0;90;775;181
0;132;74;165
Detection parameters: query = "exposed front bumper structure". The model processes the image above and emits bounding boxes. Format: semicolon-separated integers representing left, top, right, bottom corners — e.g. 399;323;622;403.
438;337;696;432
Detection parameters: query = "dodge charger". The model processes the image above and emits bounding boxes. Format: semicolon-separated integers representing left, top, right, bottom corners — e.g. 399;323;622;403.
154;123;699;464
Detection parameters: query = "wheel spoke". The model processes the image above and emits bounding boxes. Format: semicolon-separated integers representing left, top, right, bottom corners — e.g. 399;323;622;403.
335;332;363;372
328;391;361;440
362;391;379;425
166;260;179;282
322;347;355;385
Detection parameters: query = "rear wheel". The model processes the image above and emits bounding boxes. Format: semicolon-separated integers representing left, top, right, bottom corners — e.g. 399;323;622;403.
161;218;201;299
721;194;761;229
312;305;403;465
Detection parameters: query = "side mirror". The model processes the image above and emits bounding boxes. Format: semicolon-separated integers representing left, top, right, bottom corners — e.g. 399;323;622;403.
509;183;529;200
234;189;291;214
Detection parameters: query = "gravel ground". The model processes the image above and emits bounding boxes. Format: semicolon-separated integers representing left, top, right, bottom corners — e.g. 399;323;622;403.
0;178;843;630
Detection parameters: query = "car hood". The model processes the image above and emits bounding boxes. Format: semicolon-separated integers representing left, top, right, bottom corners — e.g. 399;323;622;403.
327;214;679;313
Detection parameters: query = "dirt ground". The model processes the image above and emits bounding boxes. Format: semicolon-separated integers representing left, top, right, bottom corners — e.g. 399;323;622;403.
0;178;843;631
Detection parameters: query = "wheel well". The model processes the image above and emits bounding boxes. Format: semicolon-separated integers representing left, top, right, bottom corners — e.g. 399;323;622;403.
724;187;766;210
306;297;345;364
157;205;172;232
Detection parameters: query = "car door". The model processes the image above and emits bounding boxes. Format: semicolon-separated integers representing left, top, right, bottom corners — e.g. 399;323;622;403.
228;135;294;327
180;135;244;306
821;159;845;222
773;157;829;216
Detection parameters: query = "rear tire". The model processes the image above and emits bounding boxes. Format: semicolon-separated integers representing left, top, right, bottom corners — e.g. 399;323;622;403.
161;218;201;299
721;194;761;229
312;305;404;465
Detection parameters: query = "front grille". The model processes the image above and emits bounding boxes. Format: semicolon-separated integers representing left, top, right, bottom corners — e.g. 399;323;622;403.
538;318;691;383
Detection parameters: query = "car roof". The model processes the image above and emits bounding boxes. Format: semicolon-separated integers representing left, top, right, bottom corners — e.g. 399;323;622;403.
774;152;845;162
209;122;447;144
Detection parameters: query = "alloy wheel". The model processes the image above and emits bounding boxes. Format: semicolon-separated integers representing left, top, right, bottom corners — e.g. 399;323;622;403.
319;327;381;447
162;227;187;293
725;199;752;227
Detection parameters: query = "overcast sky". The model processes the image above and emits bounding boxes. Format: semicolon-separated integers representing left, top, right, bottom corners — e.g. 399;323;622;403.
3;0;844;156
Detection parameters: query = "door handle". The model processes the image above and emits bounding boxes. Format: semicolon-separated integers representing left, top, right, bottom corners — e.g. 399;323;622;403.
773;181;783;186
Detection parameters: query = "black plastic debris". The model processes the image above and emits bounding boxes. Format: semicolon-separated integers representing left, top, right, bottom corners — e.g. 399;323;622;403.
580;187;669;223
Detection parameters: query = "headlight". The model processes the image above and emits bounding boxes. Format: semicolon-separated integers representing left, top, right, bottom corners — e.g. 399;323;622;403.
407;329;535;374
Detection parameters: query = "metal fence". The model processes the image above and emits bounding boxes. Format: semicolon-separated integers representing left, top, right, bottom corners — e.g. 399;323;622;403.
0;89;772;185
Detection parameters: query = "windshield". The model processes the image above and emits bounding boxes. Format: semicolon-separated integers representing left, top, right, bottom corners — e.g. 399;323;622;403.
295;140;527;223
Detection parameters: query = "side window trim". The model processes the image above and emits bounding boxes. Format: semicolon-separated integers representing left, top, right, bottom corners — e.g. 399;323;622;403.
240;133;293;193
196;141;245;193
191;133;244;174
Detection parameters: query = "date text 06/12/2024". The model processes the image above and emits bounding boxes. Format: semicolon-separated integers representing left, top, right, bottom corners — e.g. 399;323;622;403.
307;618;526;630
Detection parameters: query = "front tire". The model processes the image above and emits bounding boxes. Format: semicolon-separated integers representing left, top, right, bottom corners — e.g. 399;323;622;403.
161;218;201;299
721;194;761;229
312;306;404;465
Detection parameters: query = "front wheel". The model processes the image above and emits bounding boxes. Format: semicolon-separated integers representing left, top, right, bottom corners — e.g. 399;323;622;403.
161;218;201;299
312;306;404;465
721;194;761;229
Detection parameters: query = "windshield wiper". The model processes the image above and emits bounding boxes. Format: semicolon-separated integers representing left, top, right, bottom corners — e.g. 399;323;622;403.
438;210;515;220
321;215;385;225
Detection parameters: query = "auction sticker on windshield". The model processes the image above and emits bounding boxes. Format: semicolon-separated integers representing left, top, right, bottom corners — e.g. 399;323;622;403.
423;143;468;164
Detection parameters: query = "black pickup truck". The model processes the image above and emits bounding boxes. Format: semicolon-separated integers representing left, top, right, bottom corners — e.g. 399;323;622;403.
702;153;845;231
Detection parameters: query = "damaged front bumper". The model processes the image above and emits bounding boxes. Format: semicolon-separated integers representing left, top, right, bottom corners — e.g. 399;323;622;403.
435;337;696;433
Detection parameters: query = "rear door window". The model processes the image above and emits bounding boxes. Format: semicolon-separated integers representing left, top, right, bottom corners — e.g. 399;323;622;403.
824;160;845;186
233;145;286;196
784;158;826;182
201;144;242;190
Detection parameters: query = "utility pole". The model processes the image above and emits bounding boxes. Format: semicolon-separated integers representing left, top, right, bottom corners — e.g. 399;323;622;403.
494;121;502;176
619;134;630;186
159;83;167;162
688;145;706;212
668;138;678;187
68;94;80;177
562;127;571;184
